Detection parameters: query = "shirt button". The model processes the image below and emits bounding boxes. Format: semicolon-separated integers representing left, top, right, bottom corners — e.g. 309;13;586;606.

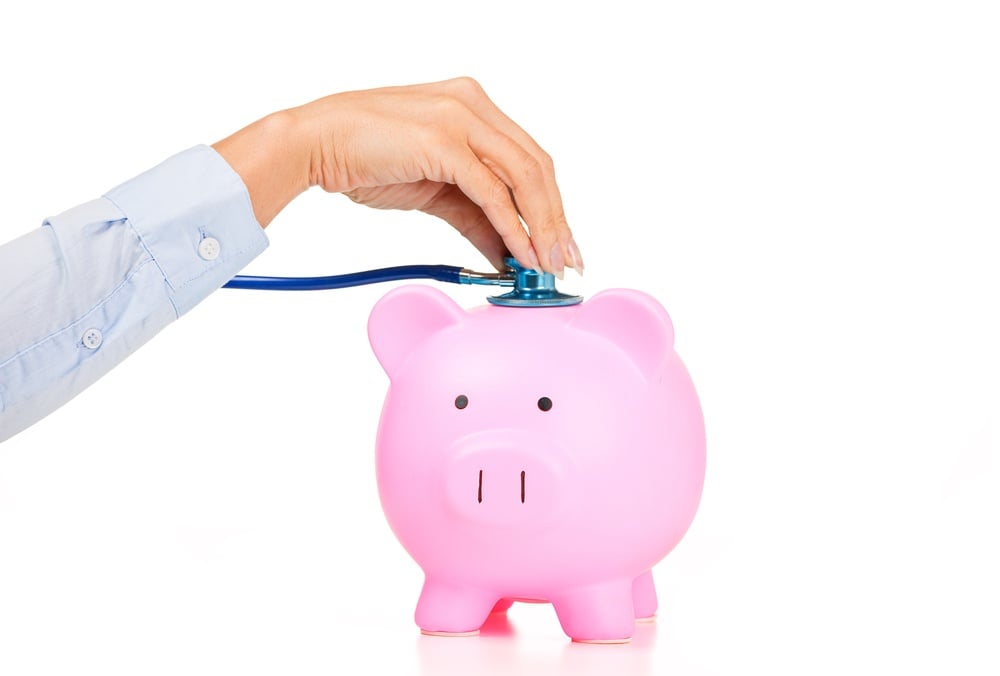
82;328;103;350
198;236;221;261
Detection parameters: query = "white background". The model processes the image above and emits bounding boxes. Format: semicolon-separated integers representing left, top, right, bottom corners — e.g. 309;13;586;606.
1;1;997;674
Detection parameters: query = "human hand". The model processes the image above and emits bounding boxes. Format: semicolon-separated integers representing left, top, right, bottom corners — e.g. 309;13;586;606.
212;77;582;276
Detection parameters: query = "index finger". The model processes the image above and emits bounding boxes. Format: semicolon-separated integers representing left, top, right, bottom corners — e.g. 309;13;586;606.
438;77;582;277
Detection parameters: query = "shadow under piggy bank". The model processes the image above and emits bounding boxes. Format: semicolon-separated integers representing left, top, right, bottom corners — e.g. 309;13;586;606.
417;608;659;676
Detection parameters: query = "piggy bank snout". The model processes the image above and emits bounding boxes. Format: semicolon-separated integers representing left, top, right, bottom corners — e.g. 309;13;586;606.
444;443;564;527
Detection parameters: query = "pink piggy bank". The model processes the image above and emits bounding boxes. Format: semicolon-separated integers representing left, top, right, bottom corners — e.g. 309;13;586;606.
367;285;705;643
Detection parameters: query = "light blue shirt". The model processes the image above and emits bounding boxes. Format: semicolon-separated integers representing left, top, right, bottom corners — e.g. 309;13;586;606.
0;145;269;442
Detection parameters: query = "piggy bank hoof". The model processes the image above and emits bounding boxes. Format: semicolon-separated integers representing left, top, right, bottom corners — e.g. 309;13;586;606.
635;614;657;623
420;629;481;638
572;637;633;645
489;599;515;615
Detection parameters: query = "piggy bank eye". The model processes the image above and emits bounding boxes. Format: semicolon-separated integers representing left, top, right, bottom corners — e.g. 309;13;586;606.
455;395;469;410
537;396;553;412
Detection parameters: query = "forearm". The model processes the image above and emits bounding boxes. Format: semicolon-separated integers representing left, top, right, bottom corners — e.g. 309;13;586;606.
0;146;267;443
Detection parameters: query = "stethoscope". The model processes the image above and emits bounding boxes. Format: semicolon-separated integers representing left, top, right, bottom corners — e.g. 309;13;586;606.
224;257;582;307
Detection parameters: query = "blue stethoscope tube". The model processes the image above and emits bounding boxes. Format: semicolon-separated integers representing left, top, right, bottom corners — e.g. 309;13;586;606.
223;264;514;290
223;259;582;306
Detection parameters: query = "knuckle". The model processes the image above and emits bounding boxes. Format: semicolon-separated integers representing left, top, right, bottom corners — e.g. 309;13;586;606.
536;210;568;236
431;94;464;117
451;75;485;97
538;149;555;173
433;96;474;127
518;152;543;183
489;177;512;208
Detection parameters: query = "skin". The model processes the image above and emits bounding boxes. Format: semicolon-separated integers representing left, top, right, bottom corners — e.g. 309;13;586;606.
212;77;584;277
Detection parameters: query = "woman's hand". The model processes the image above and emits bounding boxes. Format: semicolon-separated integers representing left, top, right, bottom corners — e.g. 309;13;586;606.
212;77;582;276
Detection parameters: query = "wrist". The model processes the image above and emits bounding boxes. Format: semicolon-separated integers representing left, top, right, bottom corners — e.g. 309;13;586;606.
293;93;354;194
212;108;311;228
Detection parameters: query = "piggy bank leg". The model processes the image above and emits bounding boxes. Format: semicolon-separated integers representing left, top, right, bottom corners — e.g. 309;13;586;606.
632;569;658;622
415;578;497;637
552;580;635;643
490;598;515;615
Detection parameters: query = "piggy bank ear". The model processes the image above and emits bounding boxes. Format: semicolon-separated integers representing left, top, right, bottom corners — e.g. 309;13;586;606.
569;289;675;378
368;285;464;376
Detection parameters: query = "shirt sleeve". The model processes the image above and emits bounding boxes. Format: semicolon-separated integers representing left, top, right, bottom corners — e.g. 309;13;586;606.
0;144;269;442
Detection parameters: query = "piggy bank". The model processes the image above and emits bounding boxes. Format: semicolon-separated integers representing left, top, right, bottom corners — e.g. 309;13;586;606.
367;279;705;643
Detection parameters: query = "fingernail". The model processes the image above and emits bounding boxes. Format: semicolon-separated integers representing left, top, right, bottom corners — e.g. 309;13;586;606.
524;247;541;271
567;238;585;276
549;242;565;280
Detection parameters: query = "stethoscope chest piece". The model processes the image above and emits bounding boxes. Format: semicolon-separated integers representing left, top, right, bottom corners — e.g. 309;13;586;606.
486;258;583;308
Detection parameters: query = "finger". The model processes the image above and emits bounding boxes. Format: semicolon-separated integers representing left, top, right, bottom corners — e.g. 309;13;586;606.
421;184;509;270
464;120;568;277
437;146;541;272
442;78;580;276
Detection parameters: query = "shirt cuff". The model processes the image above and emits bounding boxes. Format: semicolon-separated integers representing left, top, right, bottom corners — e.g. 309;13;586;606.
103;144;269;316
